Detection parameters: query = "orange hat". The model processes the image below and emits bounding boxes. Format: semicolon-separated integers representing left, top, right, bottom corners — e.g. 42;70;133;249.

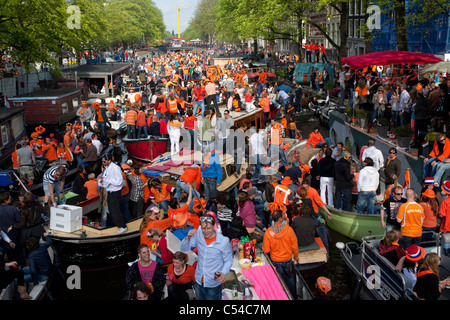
281;176;292;185
110;100;114;104
81;101;87;105
172;213;189;228
35;125;46;134
121;164;131;171
193;198;207;213
31;132;39;138
422;188;436;199
316;277;331;295
268;202;286;213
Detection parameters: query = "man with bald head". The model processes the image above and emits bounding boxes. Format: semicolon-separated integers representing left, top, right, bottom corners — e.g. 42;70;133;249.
396;188;425;249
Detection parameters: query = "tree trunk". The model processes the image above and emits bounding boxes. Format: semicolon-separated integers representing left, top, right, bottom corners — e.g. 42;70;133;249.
394;0;408;51
338;1;348;62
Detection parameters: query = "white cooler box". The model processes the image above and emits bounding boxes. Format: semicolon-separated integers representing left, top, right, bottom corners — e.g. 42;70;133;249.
50;205;83;233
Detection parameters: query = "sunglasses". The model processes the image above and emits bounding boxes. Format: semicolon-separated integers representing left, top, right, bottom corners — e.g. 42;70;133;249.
394;193;402;195
200;216;214;223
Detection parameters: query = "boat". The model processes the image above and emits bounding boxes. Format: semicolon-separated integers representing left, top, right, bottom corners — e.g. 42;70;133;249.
123;136;168;162
335;231;450;300
319;205;385;242
0;108;26;168
0;241;55;300
142;150;246;193
47;217;142;271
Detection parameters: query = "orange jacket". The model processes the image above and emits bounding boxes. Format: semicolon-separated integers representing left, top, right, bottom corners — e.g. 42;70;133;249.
262;222;299;262
150;183;174;203
429;137;450;162
274;184;292;205
306;131;325;148
43;142;58;161
140;217;174;249
307;186;325;213
167;98;178;113
180;167;202;191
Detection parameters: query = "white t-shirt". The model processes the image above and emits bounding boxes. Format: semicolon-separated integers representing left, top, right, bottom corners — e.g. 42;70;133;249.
92;139;102;156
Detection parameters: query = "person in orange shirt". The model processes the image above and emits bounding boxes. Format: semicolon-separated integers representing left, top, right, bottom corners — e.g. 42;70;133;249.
140;205;175;250
174;164;201;210
149;179;175;216
168;184;200;231
306;127;325;149
83;173;99;200
42;136;58;163
438;181;450;235
57;142;73;165
396;188;425;249
63;128;73;153
136;106;148;139
124;106;138;139
262;209;299;297
11;142;20;170
29;132;45;159
166;251;196;300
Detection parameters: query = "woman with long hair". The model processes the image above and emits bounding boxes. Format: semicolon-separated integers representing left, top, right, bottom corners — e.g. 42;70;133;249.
413;252;447;300
237;192;256;234
419;188;439;242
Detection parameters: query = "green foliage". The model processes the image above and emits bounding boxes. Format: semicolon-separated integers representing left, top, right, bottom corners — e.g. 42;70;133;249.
424;131;439;142
378;117;389;126
357;109;370;119
394;125;413;137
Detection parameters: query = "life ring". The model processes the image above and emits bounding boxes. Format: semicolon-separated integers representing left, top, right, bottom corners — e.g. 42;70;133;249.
377;65;383;73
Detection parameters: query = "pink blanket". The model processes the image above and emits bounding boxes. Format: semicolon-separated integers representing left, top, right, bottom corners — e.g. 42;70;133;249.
242;265;289;300
165;160;182;167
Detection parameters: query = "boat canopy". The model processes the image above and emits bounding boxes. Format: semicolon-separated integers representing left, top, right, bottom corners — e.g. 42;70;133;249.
341;50;442;69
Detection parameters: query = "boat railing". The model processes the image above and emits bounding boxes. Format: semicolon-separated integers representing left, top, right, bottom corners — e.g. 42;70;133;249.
291;261;315;300
360;239;412;300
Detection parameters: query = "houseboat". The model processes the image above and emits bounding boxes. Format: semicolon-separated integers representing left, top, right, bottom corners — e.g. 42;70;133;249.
0;108;26;167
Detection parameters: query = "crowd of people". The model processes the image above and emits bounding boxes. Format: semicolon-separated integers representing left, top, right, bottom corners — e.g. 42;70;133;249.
2;46;450;301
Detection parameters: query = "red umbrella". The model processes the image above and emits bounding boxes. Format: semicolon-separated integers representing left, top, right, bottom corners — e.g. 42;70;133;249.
341;50;442;69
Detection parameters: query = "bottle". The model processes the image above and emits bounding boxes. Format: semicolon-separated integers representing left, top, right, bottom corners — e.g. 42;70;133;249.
232;284;238;300
243;288;252;300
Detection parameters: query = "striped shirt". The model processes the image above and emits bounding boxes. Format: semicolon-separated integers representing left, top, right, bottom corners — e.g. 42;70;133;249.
43;166;67;184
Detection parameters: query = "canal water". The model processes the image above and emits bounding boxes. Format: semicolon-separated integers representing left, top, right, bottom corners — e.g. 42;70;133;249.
46;113;356;300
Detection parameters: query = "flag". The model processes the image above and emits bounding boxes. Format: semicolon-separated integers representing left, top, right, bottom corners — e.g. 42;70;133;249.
402;168;410;196
4;94;10;108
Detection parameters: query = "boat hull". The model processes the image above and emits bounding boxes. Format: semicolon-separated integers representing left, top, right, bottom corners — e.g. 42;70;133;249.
48;218;142;271
319;205;385;242
124;137;168;162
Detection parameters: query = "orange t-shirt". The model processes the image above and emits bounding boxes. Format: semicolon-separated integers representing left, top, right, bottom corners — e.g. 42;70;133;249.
167;264;196;285
83;180;99;200
307;186;325;213
43;143;58;161
420;202;437;229
397;201;425;237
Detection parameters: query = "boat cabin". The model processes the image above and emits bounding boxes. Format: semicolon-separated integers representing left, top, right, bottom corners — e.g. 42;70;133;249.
62;62;133;100
8;83;87;126
0;108;26;167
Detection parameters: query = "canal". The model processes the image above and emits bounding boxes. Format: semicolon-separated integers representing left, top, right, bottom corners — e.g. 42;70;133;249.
46;113;356;300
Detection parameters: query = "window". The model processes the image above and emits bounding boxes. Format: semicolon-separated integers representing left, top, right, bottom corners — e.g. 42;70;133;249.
355;19;360;38
349;0;353;15
72;98;79;108
1;124;9;145
360;19;365;38
61;102;69;114
349;19;354;38
355;0;360;15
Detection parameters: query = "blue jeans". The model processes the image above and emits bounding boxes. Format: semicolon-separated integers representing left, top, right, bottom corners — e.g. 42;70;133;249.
127;124;136;139
97;121;106;141
271;260;296;298
23;266;48;284
391;110;400;128
268;144;288;167
174;179;201;211
433;162;450;185
194;100;205;116
194;282;222;300
357;191;376;214
203;177;217;202
334;188;352;212
250;154;262;180
339;84;345;106
234;148;244;174
423;156;438;180
137;125;148;139
349;88;354;108
400;111;410;127
159;200;169;215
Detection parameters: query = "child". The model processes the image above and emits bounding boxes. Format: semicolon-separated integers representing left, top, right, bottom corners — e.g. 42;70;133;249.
379;229;406;268
83;173;99;200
